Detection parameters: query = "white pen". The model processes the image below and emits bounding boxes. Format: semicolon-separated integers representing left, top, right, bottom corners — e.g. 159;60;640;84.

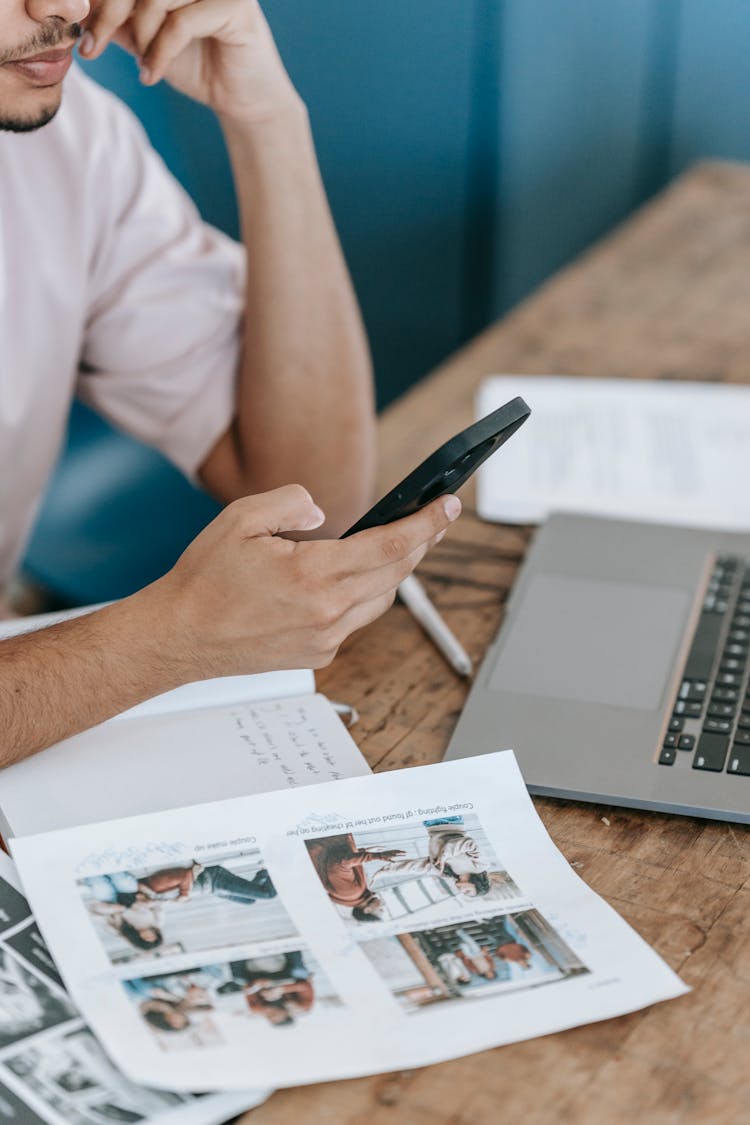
398;574;473;678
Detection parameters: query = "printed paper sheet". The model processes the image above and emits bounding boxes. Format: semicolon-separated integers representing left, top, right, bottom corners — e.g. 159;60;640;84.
477;375;750;529
12;752;688;1090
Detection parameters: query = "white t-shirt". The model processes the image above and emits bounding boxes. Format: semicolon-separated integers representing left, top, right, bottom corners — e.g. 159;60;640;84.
0;64;245;587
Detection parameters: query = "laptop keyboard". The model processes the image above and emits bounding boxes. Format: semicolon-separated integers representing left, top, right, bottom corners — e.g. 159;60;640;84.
660;555;750;776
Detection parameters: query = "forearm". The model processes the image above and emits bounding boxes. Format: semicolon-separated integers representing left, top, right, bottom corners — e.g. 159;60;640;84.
220;106;376;533
0;584;189;767
375;857;433;878
176;870;195;897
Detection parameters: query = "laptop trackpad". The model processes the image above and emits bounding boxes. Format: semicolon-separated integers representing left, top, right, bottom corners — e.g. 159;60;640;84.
489;574;690;710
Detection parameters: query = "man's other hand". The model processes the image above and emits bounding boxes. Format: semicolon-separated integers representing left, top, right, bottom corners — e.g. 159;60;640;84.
80;0;298;123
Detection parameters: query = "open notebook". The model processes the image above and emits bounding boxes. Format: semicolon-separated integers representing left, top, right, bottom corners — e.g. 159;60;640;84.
0;606;370;839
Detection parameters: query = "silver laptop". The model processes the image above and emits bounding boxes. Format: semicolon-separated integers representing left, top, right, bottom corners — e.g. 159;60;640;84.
445;513;750;823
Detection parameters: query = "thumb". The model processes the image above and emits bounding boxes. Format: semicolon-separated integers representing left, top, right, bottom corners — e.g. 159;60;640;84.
235;484;325;538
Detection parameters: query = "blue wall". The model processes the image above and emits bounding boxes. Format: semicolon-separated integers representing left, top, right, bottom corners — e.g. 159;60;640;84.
71;0;750;406
23;1;750;603
670;0;750;175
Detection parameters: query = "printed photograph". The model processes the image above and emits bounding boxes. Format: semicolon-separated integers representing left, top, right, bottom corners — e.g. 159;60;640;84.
0;1079;45;1125
305;814;522;929
0;876;31;937
6;922;66;991
361;909;588;1012
5;1026;188;1124
0;947;77;1049
78;848;297;965
123;949;341;1051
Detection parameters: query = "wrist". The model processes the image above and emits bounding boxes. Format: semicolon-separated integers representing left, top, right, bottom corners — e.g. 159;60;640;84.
109;579;200;690
219;92;310;145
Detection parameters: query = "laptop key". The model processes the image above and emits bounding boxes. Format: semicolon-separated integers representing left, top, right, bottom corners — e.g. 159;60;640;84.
678;735;695;751
674;697;706;715
659;746;676;766
733;730;750;746
679;680;707;700
693;733;729;772
668;716;684;732
737;714;750;730
704;718;732;734
707;703;736;718
684;612;723;680
663;733;678;748
727;747;750;775
713;687;739;702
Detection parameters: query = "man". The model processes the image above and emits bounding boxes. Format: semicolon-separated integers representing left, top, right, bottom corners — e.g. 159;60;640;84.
0;0;461;764
137;860;276;903
305;833;413;921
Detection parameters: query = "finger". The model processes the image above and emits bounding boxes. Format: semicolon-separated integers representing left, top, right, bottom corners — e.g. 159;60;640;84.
333;587;400;644
230;485;325;539
129;0;193;63
112;21;138;55
141;0;234;84
336;536;431;606
81;0;136;58
324;504;452;604
341;495;461;575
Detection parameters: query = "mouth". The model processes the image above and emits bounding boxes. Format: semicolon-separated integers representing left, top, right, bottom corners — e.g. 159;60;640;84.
4;46;74;87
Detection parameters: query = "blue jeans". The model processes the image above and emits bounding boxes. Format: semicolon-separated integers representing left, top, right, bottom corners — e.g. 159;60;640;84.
195;866;277;903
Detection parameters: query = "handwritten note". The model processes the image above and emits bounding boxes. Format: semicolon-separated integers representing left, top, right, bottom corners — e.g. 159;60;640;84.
228;698;356;788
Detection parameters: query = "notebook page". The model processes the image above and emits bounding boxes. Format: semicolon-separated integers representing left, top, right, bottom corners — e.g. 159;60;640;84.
1;694;369;838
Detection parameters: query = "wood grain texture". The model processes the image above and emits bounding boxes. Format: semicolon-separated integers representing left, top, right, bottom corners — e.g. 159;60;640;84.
238;163;750;1124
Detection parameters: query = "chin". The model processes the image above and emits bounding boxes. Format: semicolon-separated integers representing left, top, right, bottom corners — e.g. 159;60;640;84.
0;92;62;133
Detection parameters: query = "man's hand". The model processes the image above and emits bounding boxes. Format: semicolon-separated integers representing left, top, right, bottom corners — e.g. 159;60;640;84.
80;0;297;123
149;484;461;680
0;484;459;766
364;849;406;861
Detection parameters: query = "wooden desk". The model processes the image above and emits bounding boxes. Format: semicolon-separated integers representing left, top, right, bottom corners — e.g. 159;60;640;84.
241;164;750;1125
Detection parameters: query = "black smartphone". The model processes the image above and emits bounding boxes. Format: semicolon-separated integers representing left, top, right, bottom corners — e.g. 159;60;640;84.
341;395;531;537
